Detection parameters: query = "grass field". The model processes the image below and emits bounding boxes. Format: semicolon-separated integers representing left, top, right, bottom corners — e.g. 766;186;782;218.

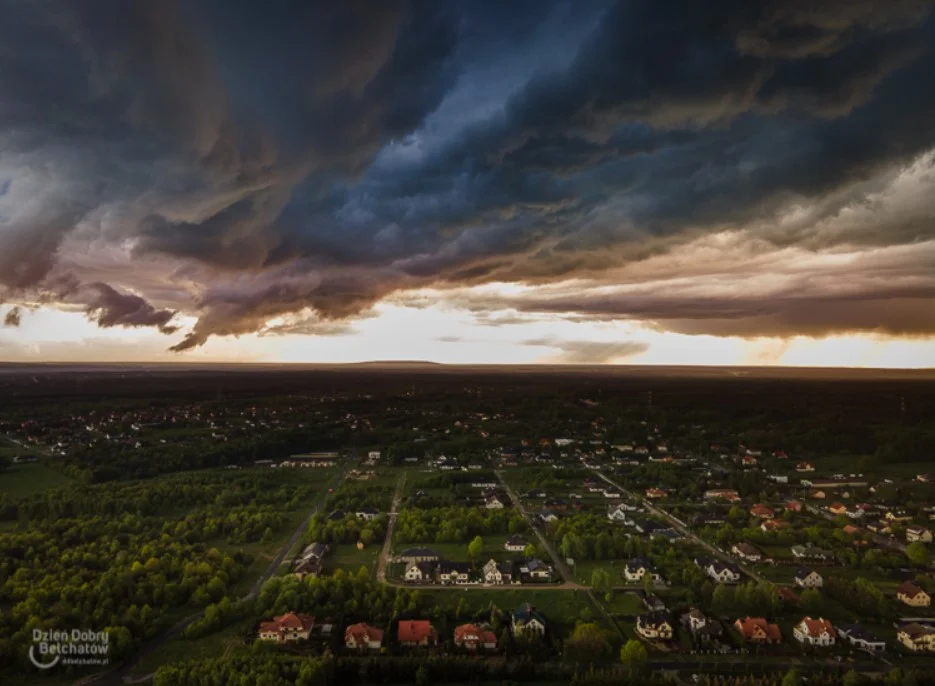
326;543;382;578
570;559;625;585
604;591;645;615
0;462;73;496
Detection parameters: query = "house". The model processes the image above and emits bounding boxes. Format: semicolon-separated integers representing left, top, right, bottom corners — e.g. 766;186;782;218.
732;542;763;563
454;623;498;651
645;488;668;499
917;473;934;484
482;558;514;584
742;455;758;466
293;557;323;579
438;561;473;585
404;560;435;583
485;494;505;509
794;568;823;589
525;489;547;499
842;524;861;536
538;509;559;524
504;535;528;552
777;587;800;606
602;488;621;498
624;558;663;584
896;581;931;608
836;624;886;653
704;489;741;502
774;450;789;459
786;500;803;512
706;560;742;584
258;612;315;642
512;603;546;635
398;547;440;563
640;591;667;612
827;502;847;516
796;462;815;472
327;509;347;521
607;503;634;522
897;623;935;652
356;506;381;520
636;612;673;640
761;519;791;533
793;617;836;647
521;558;552;581
907;527;933;543
398;620;437;647
734;617;782;644
808;489;826;500
750;504;775;519
544;498;568;511
681;609;723;642
886;509;912;523
345;623;383;650
791;544;834;562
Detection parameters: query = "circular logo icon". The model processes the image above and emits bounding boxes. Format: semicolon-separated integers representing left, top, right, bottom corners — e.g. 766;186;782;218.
29;645;61;670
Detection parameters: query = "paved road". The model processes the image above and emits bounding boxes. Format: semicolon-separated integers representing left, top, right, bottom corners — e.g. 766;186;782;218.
376;473;407;583
495;470;585;589
75;465;351;686
595;471;768;584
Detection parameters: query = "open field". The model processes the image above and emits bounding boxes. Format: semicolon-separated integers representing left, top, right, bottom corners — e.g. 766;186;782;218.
0;461;73;496
131;617;255;676
326;543;382;578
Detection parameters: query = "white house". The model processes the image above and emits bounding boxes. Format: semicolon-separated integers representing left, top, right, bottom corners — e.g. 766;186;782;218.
485;495;505;509
907;527;933;543
705;561;742;584
504;535;528;552
793;617;836;647
624;558;664;584
794;568;824;589
512;603;547;634
837;624;886;653
404;560;434;583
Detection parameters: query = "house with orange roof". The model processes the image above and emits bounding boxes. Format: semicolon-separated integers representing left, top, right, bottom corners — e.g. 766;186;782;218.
645;488;668;499
345;623;383;650
749;504;775;519
827;502;847;516
397;619;437;647
793;617;836;647
257;612;315;642
453;623;498;651
734;617;781;644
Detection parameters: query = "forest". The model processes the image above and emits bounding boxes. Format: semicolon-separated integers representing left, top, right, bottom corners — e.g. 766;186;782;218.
394;506;528;544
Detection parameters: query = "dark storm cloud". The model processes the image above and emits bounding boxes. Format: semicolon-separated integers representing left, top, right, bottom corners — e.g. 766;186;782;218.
1;0;934;348
79;283;178;334
3;307;21;327
522;337;649;363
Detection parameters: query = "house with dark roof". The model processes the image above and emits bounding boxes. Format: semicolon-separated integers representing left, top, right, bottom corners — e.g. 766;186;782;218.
794;568;823;588
898;623;935;652
681;608;723;643
504;534;528;552
512;603;546;635
520;558;552;581
438;561;473;585
404;560;436;583
896;581;931;608
705;560;742;584
836;624;886;653
732;542;763;563
624;558;663;584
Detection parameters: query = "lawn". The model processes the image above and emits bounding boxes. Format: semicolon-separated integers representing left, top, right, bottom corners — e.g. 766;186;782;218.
604;591;645;616
325;543;382;578
570;559;625;585
0;462;73;496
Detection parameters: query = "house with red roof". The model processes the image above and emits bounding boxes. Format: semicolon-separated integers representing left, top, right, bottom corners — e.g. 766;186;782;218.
827;502;847;516
257;612;315;642
734;617;781;644
793;617;836;646
345;623;383;650
749;504;775;519
785;500;803;512
397;619;437;647
453;623;498;651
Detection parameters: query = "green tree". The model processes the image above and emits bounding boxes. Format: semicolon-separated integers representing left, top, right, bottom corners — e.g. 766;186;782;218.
523;543;536;558
468;535;484;563
415;664;431;686
591;569;612;596
842;670;865;686
619;639;647;675
566;622;611;661
907;542;930;566
781;668;801;686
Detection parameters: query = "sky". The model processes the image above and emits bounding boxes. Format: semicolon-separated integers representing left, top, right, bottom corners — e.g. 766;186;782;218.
1;0;934;367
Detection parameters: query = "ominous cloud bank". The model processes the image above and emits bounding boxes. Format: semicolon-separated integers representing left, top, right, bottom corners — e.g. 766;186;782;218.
1;0;935;349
